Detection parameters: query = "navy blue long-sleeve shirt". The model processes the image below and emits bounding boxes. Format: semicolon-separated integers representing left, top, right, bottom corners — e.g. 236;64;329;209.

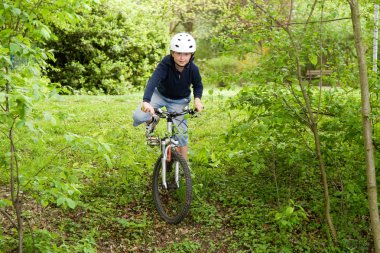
143;55;203;103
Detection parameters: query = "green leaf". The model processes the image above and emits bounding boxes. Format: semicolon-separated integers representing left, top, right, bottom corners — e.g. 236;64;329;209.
0;56;12;66
66;198;77;209
102;143;111;153
41;200;49;207
44;112;57;125
10;43;21;54
0;92;5;103
25;121;36;132
285;206;294;216
56;197;65;206
104;154;112;168
11;7;21;16
0;198;12;208
309;54;318;66
16;120;26;128
64;133;78;142
40;27;51;40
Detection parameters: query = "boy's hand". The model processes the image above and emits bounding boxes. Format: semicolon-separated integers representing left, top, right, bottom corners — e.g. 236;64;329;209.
142;102;155;115
194;98;203;112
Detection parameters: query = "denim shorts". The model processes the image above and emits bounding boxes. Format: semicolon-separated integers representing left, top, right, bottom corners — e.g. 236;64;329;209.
132;89;191;146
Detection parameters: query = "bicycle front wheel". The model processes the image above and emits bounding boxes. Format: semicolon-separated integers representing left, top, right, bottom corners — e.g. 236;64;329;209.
152;148;192;224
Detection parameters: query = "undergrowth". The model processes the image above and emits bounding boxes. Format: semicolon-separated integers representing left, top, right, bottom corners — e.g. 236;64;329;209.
0;88;371;252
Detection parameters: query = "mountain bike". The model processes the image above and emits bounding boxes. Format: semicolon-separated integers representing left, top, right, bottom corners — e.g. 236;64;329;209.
147;107;196;224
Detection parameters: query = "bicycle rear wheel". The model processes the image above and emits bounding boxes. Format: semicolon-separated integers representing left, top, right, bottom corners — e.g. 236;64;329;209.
152;148;192;224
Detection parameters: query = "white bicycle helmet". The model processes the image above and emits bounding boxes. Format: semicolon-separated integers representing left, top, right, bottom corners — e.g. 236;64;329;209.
170;33;196;53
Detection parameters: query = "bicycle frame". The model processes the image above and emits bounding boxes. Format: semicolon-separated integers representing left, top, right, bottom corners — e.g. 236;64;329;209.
160;137;179;189
152;108;194;189
150;107;198;224
160;114;182;190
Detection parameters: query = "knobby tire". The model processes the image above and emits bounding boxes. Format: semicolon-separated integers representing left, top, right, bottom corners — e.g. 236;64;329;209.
152;148;192;224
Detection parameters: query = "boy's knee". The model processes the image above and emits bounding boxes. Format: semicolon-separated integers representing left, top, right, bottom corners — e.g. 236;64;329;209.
132;109;148;127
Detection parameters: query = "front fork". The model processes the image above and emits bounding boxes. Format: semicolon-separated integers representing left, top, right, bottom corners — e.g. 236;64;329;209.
161;139;179;189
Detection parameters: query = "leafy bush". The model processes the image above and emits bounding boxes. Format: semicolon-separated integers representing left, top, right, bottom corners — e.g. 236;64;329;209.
46;1;168;94
271;200;308;231
225;82;372;249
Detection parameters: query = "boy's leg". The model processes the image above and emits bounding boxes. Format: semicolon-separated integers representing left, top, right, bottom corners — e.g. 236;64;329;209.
178;146;188;161
165;97;190;160
132;107;151;127
132;89;165;127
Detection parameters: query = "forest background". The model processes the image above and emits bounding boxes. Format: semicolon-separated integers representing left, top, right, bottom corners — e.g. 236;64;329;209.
1;0;380;252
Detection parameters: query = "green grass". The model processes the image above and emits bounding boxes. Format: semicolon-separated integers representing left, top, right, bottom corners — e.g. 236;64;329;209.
0;88;370;252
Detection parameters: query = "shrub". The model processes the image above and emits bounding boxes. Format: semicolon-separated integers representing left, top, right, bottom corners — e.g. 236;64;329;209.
46;1;168;94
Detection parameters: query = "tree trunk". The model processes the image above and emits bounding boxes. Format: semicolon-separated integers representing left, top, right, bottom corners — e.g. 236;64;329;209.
295;54;337;244
285;26;338;243
6;69;23;252
348;1;380;252
373;5;379;72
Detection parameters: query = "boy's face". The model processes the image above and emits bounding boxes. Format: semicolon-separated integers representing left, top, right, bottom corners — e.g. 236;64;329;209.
171;52;192;67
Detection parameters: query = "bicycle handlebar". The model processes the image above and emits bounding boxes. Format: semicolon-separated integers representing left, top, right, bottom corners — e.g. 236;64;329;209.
154;107;197;118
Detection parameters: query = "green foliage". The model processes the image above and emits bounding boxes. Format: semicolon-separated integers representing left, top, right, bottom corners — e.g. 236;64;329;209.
191;197;223;227
1;0;378;251
0;91;373;251
23;229;97;253
200;53;259;87
32;171;82;209
0;0;98;164
162;239;201;252
46;0;168;94
0;0;101;251
270;200;308;231
225;81;371;249
23;229;60;253
197;0;362;91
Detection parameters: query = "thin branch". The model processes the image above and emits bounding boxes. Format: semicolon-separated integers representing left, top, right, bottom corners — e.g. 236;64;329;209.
280;94;309;125
10;130;15;204
286;0;294;28
240;17;352;30
5;68;10;112
312;110;335;117
283;83;311;124
317;0;327;122
252;1;349;29
253;2;286;29
287;17;351;25
9;116;18;204
301;0;318;37
22;146;71;188
10;134;21;201
0;209;17;228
